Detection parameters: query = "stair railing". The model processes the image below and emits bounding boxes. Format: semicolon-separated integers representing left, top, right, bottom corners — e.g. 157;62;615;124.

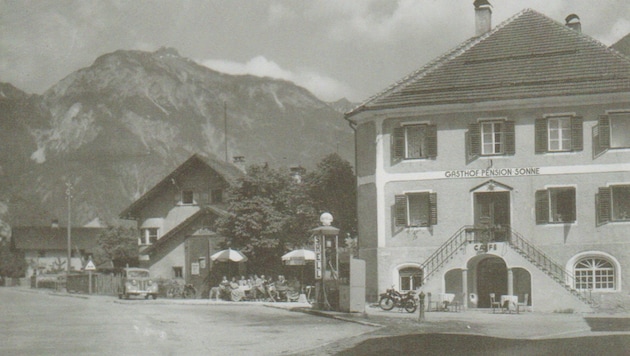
421;226;473;283
507;227;591;304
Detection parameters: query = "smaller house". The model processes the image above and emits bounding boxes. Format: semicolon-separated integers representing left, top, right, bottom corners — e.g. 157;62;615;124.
11;223;105;277
119;154;243;295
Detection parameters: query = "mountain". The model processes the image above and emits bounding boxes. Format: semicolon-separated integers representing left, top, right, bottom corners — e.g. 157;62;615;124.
0;47;354;227
327;98;359;114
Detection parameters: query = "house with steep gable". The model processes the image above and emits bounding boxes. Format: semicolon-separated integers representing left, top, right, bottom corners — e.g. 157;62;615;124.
119;154;243;294
346;2;630;312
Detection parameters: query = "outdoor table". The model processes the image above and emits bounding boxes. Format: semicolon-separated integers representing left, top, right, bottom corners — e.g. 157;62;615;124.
500;295;518;313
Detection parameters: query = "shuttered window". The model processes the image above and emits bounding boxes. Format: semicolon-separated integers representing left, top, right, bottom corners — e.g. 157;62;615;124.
535;116;583;153
609;113;630;149
393;124;437;161
598;185;630;225
535;187;576;224
394;192;438;227
468;120;515;159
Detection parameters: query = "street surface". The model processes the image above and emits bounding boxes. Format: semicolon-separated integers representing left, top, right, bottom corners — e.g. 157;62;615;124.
3;287;630;355
0;288;372;355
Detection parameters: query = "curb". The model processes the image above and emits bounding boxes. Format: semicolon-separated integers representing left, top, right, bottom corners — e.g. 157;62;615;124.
292;307;383;327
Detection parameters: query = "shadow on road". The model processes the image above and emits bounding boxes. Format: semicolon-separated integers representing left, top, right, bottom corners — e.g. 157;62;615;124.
337;334;630;356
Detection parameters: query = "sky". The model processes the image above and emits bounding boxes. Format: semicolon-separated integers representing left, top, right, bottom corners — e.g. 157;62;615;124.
1;0;629;102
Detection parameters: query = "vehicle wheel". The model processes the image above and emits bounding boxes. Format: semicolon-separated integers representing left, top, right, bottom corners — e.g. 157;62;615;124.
379;297;395;311
404;300;417;313
124;293;129;300
118;294;122;299
145;294;149;300
152;294;157;300
183;288;195;299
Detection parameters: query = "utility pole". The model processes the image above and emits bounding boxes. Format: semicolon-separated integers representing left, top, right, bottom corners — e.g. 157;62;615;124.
65;183;73;274
224;101;228;163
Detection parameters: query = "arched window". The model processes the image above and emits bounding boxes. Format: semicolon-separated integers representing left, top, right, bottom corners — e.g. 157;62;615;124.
574;257;615;291
399;267;423;291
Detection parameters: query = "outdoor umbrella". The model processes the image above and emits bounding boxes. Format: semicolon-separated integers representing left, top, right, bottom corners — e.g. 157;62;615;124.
211;248;248;278
282;249;316;290
210;248;248;263
281;249;316;265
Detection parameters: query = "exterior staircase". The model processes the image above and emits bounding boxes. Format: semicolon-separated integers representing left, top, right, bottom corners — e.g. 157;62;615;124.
420;225;594;307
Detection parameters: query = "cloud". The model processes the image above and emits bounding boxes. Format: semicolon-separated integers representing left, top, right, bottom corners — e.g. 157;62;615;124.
200;56;355;102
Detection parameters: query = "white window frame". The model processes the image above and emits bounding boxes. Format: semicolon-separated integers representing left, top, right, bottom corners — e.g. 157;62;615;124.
547;116;572;152
547;186;576;223
406;192;431;227
403;123;429;159
481;120;505;155
611;184;630;221
139;228;159;245
181;190;194;205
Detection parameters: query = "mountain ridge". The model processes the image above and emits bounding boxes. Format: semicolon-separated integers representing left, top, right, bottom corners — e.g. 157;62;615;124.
0;48;355;227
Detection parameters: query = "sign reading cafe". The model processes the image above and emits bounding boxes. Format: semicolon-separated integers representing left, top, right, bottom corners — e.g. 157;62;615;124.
444;167;541;179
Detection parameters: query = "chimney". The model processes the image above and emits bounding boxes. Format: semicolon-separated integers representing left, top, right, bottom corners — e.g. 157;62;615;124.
51;219;59;228
565;14;581;33
474;0;492;36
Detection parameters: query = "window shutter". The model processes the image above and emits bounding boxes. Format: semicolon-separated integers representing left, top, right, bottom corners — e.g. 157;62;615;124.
535;190;549;224
504;120;515;155
535;118;548;153
597;187;611;225
598;115;610;149
426;124;438;159
567;187;577;222
467;123;480;160
395;195;408;227
429;193;438;226
393;126;405;160
570;116;583;151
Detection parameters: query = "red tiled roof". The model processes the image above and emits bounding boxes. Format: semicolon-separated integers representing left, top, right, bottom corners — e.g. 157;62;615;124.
347;9;630;117
12;226;105;251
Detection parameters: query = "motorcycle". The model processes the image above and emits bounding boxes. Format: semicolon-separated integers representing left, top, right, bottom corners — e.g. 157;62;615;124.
378;287;417;313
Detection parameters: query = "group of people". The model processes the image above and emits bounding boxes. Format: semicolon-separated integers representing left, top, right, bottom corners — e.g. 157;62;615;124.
209;274;301;302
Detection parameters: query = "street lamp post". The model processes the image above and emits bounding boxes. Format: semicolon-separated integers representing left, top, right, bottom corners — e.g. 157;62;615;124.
65;183;73;274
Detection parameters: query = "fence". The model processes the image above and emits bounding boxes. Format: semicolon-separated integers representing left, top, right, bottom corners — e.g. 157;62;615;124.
62;273;122;296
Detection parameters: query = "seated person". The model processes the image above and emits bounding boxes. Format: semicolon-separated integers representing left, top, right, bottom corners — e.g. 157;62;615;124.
218;276;231;300
230;277;245;301
275;275;288;301
254;275;266;300
286;277;301;302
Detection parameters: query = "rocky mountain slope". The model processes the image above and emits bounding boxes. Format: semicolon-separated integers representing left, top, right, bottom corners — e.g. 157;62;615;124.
0;47;354;227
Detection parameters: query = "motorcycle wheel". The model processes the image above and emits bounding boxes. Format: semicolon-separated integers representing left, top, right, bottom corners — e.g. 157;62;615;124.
404;300;417;313
379;297;395;311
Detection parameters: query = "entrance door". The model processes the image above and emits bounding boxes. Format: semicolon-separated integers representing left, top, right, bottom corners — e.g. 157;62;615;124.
474;191;510;241
476;257;508;308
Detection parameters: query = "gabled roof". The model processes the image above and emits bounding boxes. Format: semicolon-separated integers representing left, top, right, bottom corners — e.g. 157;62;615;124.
347;9;630;117
140;206;227;255
119;154;243;219
12;226;105;251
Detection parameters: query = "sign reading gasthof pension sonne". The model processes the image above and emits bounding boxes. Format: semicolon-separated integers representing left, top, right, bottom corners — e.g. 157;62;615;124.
444;167;540;178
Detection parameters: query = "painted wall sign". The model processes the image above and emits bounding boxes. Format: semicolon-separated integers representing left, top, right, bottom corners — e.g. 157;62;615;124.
314;235;323;279
445;167;540;179
473;243;498;252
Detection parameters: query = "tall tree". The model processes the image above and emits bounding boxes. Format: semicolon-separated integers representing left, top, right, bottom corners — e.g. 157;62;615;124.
216;164;318;274
92;226;139;268
304;153;357;238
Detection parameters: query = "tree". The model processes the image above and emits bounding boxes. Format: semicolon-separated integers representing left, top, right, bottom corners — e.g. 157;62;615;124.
0;220;27;279
216;164;318;274
215;154;358;275
304;153;357;238
92;226;139;268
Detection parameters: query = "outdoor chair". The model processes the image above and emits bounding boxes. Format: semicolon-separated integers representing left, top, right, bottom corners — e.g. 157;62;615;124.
489;293;501;313
517;293;529;313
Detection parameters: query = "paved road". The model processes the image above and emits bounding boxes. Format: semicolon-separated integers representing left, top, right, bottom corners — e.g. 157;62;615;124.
0;288;373;355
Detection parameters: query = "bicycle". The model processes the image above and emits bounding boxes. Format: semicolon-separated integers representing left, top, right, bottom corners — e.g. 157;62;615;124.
166;283;197;299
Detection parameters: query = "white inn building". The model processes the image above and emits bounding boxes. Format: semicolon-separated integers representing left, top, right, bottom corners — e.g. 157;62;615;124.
345;4;630;312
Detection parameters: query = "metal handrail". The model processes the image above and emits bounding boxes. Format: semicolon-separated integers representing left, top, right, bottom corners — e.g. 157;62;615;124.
421;226;472;283
506;228;591;303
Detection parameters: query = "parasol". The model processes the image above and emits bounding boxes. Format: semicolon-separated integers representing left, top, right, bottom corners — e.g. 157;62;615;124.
281;249;316;265
210;248;248;263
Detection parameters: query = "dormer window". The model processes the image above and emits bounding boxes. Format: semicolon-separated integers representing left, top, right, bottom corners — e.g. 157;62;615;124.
182;190;194;205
